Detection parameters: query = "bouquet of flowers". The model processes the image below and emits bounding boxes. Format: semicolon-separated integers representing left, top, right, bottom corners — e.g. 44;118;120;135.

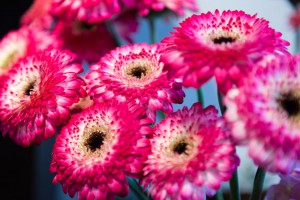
1;0;300;199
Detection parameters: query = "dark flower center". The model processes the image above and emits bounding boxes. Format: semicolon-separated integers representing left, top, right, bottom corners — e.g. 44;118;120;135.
84;130;106;152
213;36;236;44
24;81;35;96
78;21;95;31
128;66;147;79
277;91;300;117
173;141;188;155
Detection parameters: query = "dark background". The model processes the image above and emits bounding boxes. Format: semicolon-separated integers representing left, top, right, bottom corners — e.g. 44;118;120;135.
0;1;35;200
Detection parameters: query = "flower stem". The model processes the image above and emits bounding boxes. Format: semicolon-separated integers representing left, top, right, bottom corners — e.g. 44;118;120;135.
197;88;204;106
217;90;240;200
157;110;165;121
249;167;266;200
148;16;156;44
128;178;149;200
229;171;241;200
105;20;122;47
217;90;226;115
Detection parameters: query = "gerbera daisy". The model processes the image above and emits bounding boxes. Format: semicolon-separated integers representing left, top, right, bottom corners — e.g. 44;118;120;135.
53;19;117;63
110;8;139;44
224;54;300;174
141;102;239;200
49;0;122;23
0;27;60;76
50;102;151;200
161;10;290;93
121;0;198;16
86;43;185;122
265;162;300;200
0;50;86;147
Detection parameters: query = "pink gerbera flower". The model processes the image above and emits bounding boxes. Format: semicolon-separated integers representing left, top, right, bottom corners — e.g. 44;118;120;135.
224;54;300;174
86;43;185;122
0;27;60;76
49;0;122;23
50;102;151;200
265;162;300;200
141;103;239;200
111;9;139;44
0;50;86;147
161;10;290;93
53;19;117;63
122;0;198;16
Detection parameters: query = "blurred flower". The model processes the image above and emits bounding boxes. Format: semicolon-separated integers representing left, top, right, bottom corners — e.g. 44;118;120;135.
111;8;140;44
50;102;151;200
53;19;117;63
122;0;198;16
0;50;86;147
141;102;240;200
49;0;122;23
288;0;300;8
20;0;54;30
265;162;300;200
161;10;290;93
0;27;60;76
224;54;300;174
290;6;300;29
86;43;185;122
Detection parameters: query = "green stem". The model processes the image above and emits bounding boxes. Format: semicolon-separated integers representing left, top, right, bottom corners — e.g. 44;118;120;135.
249;167;266;200
217;90;240;200
157;110;165;121
105;20;122;47
217;90;226;115
229;171;241;200
197;88;204;106
128;179;149;200
148;16;156;44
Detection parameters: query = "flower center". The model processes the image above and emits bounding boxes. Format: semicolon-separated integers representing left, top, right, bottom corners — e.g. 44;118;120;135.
127;66;147;79
213;36;236;44
277;91;300;117
73;21;97;34
173;140;188;155
84;130;106;152
78;21;95;31
24;81;36;96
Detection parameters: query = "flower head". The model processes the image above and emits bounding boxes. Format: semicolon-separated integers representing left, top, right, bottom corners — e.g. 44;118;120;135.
21;0;54;30
224;54;300;174
50;102;151;199
111;9;139;44
122;0;198;16
0;50;86;147
141;103;239;200
86;43;185;122
50;0;122;23
161;10;289;93
53;19;117;63
290;6;300;29
265;162;300;200
0;27;60;76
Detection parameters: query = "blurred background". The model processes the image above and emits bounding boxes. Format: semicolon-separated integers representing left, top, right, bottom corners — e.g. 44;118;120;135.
0;0;297;199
